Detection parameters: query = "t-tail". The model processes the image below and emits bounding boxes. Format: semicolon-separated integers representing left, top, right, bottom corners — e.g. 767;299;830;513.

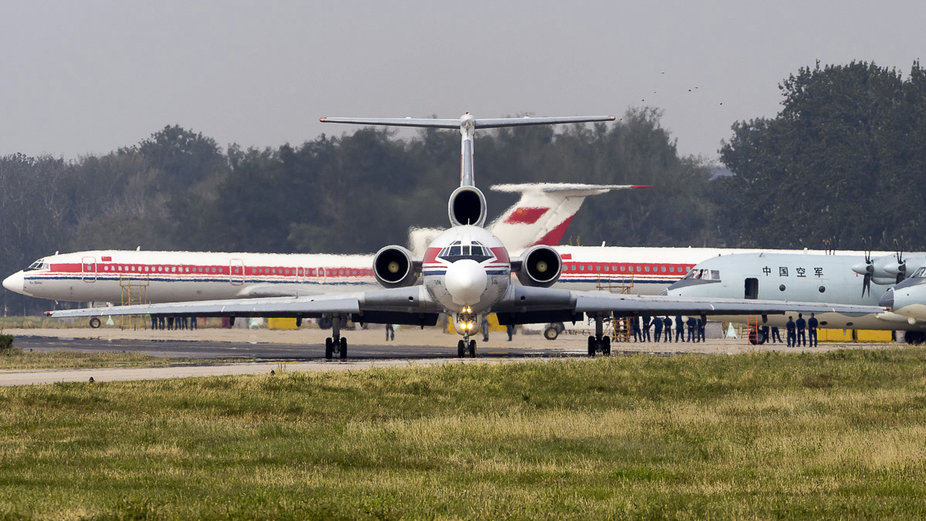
320;113;615;228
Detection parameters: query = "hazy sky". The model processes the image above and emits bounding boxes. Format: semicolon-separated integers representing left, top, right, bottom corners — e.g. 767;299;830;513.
1;1;922;161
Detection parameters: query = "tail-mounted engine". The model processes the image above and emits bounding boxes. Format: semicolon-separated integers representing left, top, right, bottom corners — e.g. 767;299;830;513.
516;245;562;287
448;186;487;227
373;246;420;287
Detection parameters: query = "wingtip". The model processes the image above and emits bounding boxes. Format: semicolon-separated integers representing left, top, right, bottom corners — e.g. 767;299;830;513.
630;185;653;189
319;117;327;122
609;115;616;121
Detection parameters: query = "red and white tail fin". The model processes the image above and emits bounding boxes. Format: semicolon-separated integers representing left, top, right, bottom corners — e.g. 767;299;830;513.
487;183;650;252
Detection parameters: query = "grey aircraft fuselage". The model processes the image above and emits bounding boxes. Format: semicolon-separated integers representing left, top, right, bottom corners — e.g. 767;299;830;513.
666;252;926;331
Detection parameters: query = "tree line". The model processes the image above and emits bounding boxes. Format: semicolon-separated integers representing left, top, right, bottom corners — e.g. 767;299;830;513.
2;61;925;314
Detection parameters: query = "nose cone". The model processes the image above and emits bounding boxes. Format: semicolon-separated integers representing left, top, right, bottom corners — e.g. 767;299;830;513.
879;288;895;309
2;271;25;295
444;259;487;306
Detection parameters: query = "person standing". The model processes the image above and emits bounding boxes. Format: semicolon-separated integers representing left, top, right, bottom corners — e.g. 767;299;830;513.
386;323;395;341
663;316;672;343
481;316;489;342
771;325;782;343
653;315;663;342
786;316;796;347
808;313;819;347
697;318;705;342
686;316;696;342
631;316;641;342
761;324;770;344
796;313;806;347
675;315;684;342
506;323;515;341
642;316;652;342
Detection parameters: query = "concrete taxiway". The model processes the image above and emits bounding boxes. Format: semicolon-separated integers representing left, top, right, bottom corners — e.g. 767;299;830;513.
0;325;900;386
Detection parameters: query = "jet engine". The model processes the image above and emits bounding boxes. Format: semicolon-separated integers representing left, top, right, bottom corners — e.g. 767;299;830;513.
373;246;420;287
448;186;487;227
516;245;562;287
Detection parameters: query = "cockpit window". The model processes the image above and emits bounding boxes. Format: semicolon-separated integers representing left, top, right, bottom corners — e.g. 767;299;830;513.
25;258;49;271
438;240;494;263
682;268;721;281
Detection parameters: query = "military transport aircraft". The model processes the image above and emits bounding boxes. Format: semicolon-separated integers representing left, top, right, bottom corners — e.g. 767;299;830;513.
45;114;883;358
665;251;926;342
878;267;926;340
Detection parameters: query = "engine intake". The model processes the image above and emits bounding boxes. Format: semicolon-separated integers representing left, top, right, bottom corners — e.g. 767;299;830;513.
373;246;419;287
448;186;487;227
516;245;562;287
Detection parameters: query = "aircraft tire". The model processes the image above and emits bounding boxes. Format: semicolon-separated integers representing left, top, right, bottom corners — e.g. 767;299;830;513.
468;340;477;358
325;338;333;359
457;340;466;358
89;317;101;329
543;325;559;341
588;336;596;357
317;317;332;330
339;337;348;359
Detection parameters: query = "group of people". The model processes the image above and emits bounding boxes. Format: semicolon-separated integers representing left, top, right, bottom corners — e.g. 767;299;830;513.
150;315;198;330
759;312;818;347
631;315;705;343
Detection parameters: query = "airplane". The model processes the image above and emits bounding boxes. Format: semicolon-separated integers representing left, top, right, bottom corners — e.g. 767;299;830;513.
3;182;643;322
664;250;926;341
877;267;926;342
45;113;883;359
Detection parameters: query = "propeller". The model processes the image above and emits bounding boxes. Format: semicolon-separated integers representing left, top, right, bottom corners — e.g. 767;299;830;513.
894;238;907;284
851;237;873;297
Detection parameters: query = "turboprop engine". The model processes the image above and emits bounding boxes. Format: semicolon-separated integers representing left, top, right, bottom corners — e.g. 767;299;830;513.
515;245;562;288
448;186;487;227
373;246;420;287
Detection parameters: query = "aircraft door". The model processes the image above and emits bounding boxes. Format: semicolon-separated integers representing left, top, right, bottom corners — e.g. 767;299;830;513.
81;256;96;283
229;259;244;285
744;278;758;299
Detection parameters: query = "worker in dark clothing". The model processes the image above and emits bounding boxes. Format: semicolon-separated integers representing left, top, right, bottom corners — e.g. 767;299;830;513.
786;316;796;347
771;326;782;343
386;323;395;341
808;313;819;347
663;316;672;343
653;315;663;342
631;316;641;342
642;316;652;342
506;324;515;341
675;315;684;342
697;318;705;342
761;325;770;344
796;313;806;347
686;316;696;342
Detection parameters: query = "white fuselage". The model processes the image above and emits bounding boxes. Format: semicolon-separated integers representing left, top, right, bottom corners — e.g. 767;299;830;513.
5;250;375;303
421;226;510;313
4;246;889;306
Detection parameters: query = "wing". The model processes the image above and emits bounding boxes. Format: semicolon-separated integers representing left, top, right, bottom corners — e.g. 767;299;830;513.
491;286;885;324
46;287;445;326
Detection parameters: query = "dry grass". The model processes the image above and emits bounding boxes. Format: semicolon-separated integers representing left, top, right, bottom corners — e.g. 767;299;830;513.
1;348;925;519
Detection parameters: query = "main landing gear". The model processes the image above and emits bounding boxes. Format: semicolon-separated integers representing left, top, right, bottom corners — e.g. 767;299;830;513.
324;315;348;360
587;313;611;357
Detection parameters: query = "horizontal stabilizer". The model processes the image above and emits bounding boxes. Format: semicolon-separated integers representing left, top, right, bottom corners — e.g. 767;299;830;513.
320;115;615;130
492;183;650;197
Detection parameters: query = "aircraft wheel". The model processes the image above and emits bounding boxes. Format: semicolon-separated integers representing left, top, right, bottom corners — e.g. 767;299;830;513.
603;336;611;355
543;325;559;341
317;317;332;330
89;317;101;329
339;337;348;359
457;340;466;358
748;328;760;345
469;340;477;358
325;338;333;360
588;336;596;357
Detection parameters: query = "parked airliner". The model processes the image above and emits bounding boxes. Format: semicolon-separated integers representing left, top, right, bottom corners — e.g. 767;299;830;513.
47;113;883;358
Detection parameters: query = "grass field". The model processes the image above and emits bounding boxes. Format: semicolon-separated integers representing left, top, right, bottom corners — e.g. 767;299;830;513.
2;348;926;519
0;348;253;370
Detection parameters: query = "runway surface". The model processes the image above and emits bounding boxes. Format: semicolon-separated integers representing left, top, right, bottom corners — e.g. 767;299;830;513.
0;326;896;386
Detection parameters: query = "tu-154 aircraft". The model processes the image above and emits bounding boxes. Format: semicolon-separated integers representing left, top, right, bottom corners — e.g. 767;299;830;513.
45;113;883;358
3;182;642;315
